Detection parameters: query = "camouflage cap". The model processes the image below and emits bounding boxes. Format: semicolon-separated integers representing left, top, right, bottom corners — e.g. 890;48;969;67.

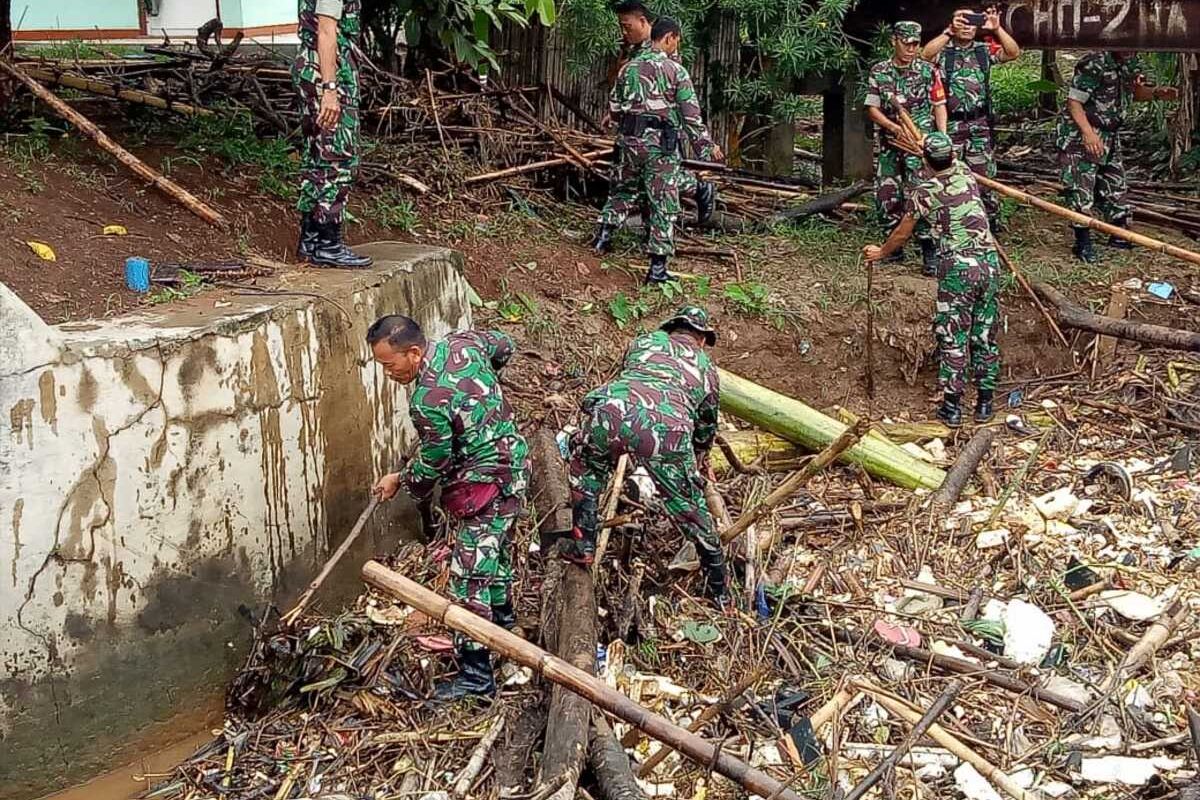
923;131;955;161
893;21;922;42
661;305;717;346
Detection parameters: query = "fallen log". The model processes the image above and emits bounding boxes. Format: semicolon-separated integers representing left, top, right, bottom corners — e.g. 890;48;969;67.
0;61;228;228
362;562;806;800
994;244;1070;349
718;368;946;491
928;427;999;511
589;716;645;800
721;420;868;544
762;180;870;226
1032;281;1200;352
22;67;214;116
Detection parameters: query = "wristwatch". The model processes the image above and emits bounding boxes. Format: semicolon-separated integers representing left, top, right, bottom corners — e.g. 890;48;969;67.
320;81;338;93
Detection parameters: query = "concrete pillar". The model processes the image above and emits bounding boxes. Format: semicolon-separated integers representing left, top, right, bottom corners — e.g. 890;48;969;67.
764;120;796;177
822;73;873;183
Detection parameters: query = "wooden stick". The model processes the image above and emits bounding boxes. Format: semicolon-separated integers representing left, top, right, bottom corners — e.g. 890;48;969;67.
1187;705;1200;768
1100;601;1187;695
855;680;1038;800
928;427;999;511
22;67;213;116
721;420;868;544
977;174;1200;268
464;148;614;184
810;689;865;732
1;61;227;228
1032;280;1200;352
865;257;876;399
426;68;450;163
593;454;630;575
637;670;761;777
993;243;1070;349
363;562;805;800
843;680;963;800
280;497;381;626
454;714;507;797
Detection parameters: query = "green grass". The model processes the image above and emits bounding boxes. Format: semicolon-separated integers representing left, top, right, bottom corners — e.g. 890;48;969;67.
174;112;299;201
360;189;418;231
991;51;1051;117
19;41;141;60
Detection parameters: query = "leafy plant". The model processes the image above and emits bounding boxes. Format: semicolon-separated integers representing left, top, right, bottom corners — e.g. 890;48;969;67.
148;270;206;305
608;290;652;329
722;281;772;316
362;189;418;230
177;112;298;201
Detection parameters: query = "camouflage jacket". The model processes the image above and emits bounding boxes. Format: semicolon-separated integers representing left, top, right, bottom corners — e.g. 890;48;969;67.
296;0;361;95
1057;52;1144;143
906;161;996;270
610;47;718;160
585;330;719;455
401;330;530;502
865;57;946;135
937;41;1000;119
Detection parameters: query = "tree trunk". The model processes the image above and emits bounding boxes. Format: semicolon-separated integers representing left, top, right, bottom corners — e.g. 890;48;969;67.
928;427;999;511
1033;281;1200;352
589;716;645;800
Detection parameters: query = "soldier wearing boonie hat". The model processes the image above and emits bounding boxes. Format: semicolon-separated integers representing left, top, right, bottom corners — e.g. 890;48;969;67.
864;20;949;276
861;130;1003;429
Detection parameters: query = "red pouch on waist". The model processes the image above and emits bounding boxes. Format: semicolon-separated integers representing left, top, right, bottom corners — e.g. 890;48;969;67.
441;481;500;519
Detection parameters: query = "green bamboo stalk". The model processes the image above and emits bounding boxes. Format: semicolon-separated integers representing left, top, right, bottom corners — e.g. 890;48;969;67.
718;368;946;491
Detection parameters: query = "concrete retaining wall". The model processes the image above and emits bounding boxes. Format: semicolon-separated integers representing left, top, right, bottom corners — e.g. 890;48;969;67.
0;243;470;799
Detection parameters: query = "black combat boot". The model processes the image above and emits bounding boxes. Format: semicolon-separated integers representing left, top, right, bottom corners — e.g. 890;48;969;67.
433;644;496;701
974;389;995;424
296;212;320;260
592;224;616;255
645;254;677;285
1072;227;1098;263
695;181;717;225
492;597;517;632
559;495;598;566
310;220;373;268
937;392;963;428
698;546;732;613
1107;217;1134;249
919;238;938;277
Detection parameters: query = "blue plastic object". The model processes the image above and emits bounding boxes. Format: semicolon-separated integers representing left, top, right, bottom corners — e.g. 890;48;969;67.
754;584;770;620
1147;281;1175;300
125;257;151;293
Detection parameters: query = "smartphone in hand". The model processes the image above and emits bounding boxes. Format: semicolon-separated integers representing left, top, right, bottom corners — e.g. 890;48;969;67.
963;12;987;25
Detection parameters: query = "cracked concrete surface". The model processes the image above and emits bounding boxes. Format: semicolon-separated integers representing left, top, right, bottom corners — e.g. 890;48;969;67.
0;243;470;798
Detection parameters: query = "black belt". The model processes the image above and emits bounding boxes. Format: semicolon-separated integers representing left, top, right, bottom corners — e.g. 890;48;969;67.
619;114;672;136
949;109;989;122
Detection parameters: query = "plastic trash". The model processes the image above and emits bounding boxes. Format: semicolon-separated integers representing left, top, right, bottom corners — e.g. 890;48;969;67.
976;528;1010;549
1147;281;1175;300
1002;599;1055;665
1063;556;1101;591
1098;589;1165;621
1033;487;1086;521
954;762;1004;800
1082;462;1133;501
679;620;721;645
874;619;921;647
125;256;151;293
785;717;822;766
1007;389;1023;408
1079;755;1183;786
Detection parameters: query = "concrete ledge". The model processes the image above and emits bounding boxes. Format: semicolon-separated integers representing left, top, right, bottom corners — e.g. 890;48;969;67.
0;244;471;799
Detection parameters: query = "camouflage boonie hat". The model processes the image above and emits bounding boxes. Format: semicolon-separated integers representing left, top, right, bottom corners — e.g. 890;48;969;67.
923;131;954;161
661;306;717;346
893;21;922;42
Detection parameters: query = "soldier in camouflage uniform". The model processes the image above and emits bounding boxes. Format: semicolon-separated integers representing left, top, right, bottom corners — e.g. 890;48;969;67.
921;7;1021;227
593;17;724;285
864;21;948;276
863;133;1000;428
369;315;530;700
563;307;729;609
292;0;371;268
1057;52;1177;263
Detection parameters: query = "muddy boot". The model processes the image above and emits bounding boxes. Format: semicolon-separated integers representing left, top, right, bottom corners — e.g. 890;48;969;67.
559;495;598;566
645;254;677;285
937;392;963;428
311;221;373;269
1107;217;1134;250
1072;227;1098;263
695;181;717;225
433;644;496;701
974;389;995;424
698;545;732;613
296;212;320;261
592;224;616;255
919;238;938;277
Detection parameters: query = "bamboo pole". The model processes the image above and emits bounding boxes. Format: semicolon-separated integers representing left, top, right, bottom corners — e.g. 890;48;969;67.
22;67;214;116
718;368;946;491
0;61;227;228
721;420;867;544
280;497;381;626
593;454;629;575
362;561;805;800
993;243;1070;349
464;148;613;184
977;174;1200;268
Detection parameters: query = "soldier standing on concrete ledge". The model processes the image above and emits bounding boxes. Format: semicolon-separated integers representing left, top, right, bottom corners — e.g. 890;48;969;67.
592;17;724;284
863;133;1001;428
864;21;948;276
293;0;372;268
921;6;1020;229
561;307;729;611
1056;51;1177;263
369;316;530;700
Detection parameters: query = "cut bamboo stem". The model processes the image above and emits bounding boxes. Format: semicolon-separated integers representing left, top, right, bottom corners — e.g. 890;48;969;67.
454;714;507;798
363;562;805;800
464;148;613;184
593;454;630;575
23;67;213;116
0;61;227;228
1100;601;1187;695
993;244;1070;349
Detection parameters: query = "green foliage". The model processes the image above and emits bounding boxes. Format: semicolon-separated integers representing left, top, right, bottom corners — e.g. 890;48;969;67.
608;290;653;328
176;112;299;201
722;280;771;316
989;53;1046;117
148;270;206;305
362;189;418;230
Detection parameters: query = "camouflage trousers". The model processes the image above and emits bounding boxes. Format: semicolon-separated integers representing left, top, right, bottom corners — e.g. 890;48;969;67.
876;145;931;243
568;398;722;568
948;119;999;221
293;64;361;224
599;142;683;256
933;252;1002;395
1059;131;1129;228
448;490;522;651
